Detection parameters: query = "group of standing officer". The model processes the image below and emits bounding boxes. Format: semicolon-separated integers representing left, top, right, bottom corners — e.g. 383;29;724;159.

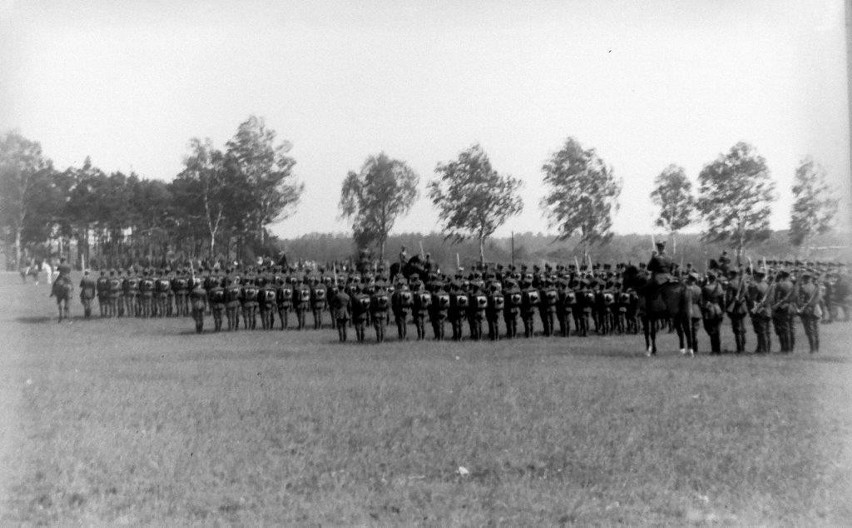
648;242;848;355
53;245;849;354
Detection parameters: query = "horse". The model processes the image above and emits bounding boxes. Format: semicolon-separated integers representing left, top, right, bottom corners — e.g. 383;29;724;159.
622;265;693;356
51;276;73;322
389;255;430;284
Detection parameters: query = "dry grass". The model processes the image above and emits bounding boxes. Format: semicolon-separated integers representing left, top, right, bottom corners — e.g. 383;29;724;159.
1;273;850;525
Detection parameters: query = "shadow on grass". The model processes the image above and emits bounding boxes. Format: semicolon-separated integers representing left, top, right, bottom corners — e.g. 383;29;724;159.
12;314;115;324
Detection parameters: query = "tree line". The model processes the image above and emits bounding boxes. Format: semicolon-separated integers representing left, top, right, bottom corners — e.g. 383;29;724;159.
0;118;841;270
0;116;302;269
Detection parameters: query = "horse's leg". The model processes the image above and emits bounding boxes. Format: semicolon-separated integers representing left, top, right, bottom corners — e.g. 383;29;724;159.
643;316;652;356
683;316;694;356
676;318;686;354
649;317;658;355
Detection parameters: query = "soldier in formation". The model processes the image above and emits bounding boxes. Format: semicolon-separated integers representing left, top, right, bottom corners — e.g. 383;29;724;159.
46;255;845;356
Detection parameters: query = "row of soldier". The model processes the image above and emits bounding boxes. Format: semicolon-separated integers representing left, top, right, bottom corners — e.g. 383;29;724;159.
70;258;849;354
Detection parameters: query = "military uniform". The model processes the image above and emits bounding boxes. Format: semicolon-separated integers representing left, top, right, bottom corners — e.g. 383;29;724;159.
520;280;540;338
392;282;413;340
294;279;312;330
431;284;450;340
79;272;97;318
539;280;558;337
351;287;371;343
123;272;139;317
207;278;226;331
701;273;725;354
139;272;155;318
503;279;521;339
557;281;575;337
725;270;748;353
108;271;122;318
241;278;260;330
684;273;702;354
468;283;488;341
224;279;242;331
370;285;390;343
746;272;772;353
311;279;327;330
189;282;207;333
331;287;351;342
277;279;294;330
413;286;432;340
259;279;278;330
797;273;821;353
96;271;110;317
771;272;795;352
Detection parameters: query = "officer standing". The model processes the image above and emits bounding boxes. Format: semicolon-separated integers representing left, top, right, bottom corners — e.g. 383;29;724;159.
486;280;504;340
771;269;795;352
701;270;725;354
539;278;558;337
189;279;207;333
725;269;748;353
207;276;226;331
311;277;327;330
241;277;260;330
392;278;412;340
331;284;351;342
796;270;821;353
351;284;371;343
79;270;97;318
520;276;540;338
96;271;109;317
224;277;242;331
413;281;432;340
684;272;702;355
431;282;450;340
503;278;521;339
557;278;575;338
370;282;390;343
277;277;293;330
294;277;311;330
747;268;772;353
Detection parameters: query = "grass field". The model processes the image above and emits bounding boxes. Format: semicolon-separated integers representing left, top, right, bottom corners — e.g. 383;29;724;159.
1;272;851;526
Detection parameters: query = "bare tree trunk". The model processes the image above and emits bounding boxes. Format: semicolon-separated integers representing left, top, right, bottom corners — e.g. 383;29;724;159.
14;227;21;269
479;237;485;266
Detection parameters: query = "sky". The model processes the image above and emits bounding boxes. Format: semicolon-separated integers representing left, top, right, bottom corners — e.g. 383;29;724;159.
1;0;850;240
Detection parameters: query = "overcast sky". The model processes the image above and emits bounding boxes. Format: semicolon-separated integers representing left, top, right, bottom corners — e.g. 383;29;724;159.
1;0;849;239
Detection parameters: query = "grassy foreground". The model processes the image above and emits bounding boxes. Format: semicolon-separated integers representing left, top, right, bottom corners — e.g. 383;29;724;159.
1;273;850;525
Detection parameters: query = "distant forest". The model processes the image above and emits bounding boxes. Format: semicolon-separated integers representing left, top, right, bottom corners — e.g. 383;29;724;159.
279;230;851;272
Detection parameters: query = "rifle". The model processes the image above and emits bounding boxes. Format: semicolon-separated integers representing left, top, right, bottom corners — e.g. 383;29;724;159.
750;280;774;315
726;267;746;314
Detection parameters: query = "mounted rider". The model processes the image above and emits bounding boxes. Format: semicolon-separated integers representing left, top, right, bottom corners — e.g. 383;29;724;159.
50;257;73;298
646;241;675;301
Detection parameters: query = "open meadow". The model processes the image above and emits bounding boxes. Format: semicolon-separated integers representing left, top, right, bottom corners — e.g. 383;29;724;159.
1;271;851;525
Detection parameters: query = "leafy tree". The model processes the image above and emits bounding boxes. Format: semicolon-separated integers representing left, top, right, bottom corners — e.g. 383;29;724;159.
225;116;303;246
429;144;523;264
649;164;695;254
0;131;53;268
339;152;419;260
697;142;775;263
789;156;838;252
540;137;621;260
173;138;233;258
